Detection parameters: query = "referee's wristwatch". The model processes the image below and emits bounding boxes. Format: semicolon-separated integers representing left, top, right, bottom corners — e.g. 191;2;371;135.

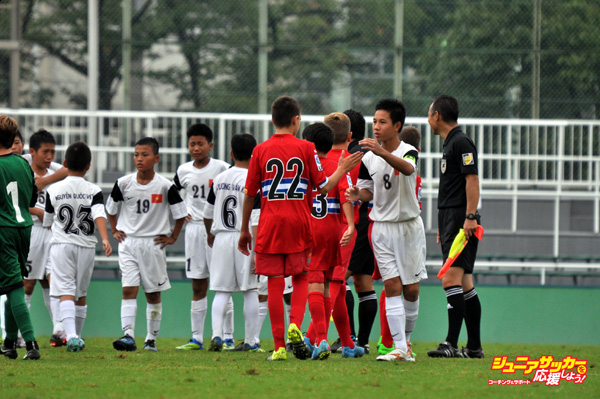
465;213;477;220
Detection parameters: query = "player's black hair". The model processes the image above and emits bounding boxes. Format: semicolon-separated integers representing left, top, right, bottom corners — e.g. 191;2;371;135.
271;96;301;128
29;129;55;151
135;137;159;155
14;130;23;142
343;109;366;141
375;99;406;131
187;123;213;143
431;94;459;123
0;114;18;148
65;141;91;172
399;126;421;149
231;133;257;162
302;123;333;154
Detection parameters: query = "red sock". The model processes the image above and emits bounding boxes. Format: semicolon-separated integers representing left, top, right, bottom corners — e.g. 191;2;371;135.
331;281;354;348
268;276;286;350
308;292;327;343
380;289;393;348
290;273;309;328
323;295;333;337
306;321;316;344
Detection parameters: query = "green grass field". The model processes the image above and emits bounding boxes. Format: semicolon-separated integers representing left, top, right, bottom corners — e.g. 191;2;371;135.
1;338;597;399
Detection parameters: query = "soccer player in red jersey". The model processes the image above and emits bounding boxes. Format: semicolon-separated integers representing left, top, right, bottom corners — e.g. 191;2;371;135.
238;96;362;360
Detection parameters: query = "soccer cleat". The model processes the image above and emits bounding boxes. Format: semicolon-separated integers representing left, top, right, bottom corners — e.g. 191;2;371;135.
427;341;458;358
377;336;395;356
285;342;293;352
311;340;331;360
243;343;265;353
266;347;287;361
287;323;310;360
143;340;158;352
1;340;18;360
50;332;67;347
304;337;315;354
67;337;85;352
23;341;41;360
330;337;342;354
176;338;204;350
455;346;485;359
406;341;416;358
341;345;365;358
376;348;415;362
113;335;137;351
208;336;223;352
223;338;235;351
362;344;370;355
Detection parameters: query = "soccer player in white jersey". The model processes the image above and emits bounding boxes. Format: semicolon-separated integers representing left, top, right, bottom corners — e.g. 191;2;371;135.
173;124;232;351
107;137;187;352
346;99;427;362
203;133;263;352
43;142;112;352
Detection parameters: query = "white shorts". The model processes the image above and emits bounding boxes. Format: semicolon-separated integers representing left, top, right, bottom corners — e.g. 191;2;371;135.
184;222;211;279
118;236;171;293
25;226;52;280
49;243;95;300
209;232;258;292
257;275;293;296
371;217;428;285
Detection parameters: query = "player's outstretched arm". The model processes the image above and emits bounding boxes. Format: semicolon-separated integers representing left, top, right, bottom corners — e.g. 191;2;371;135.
29;207;44;222
95;217;113;256
359;138;414;176
345;186;373;204
340;201;355;247
35;166;69;192
108;213;126;243
238;194;255;256
319;151;363;195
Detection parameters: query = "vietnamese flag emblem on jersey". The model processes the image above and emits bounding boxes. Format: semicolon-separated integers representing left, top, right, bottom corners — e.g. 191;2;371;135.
151;194;163;203
209;179;213;188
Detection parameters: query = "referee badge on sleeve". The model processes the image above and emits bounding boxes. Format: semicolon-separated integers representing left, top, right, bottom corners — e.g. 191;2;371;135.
462;153;474;166
440;159;447;174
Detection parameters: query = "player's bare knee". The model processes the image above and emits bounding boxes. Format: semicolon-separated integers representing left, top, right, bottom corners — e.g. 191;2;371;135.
353;274;374;292
402;283;419;302
145;291;161;304
383;277;403;297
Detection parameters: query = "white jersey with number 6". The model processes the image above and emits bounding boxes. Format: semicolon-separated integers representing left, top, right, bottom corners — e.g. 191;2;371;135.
203;166;247;234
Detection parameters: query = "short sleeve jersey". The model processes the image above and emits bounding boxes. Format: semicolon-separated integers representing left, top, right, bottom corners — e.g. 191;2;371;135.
245;134;329;254
357;141;420;222
173;158;230;222
43;176;106;247
105;173;187;237
311;155;349;228
438;126;478;209
203;166;247;234
327;148;360;224
30;168;56;226
22;153;62;173
0;154;36;228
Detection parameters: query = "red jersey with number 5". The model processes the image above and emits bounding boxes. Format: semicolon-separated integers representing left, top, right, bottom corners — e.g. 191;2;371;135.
245;134;329;254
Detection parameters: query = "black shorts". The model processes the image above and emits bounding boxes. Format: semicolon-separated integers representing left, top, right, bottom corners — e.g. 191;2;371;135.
438;207;480;274
348;206;375;276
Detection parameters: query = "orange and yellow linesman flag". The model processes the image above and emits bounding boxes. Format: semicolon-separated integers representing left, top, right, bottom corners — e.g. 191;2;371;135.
437;225;484;279
151;194;163;203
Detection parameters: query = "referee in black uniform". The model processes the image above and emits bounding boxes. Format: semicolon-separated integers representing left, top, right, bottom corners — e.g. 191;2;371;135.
426;95;484;359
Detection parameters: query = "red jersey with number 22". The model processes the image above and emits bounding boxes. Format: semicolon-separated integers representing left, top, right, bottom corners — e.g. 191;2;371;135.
245;134;329;254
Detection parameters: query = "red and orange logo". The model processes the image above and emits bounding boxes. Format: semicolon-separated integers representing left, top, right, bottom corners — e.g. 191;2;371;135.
490;355;588;386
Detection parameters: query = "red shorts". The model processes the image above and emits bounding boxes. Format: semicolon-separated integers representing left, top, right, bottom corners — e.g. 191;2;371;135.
308;264;346;284
255;248;311;277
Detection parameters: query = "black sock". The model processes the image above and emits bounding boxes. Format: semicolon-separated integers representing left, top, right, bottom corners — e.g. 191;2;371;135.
357;290;377;347
463;288;482;350
345;284;356;338
444;285;465;348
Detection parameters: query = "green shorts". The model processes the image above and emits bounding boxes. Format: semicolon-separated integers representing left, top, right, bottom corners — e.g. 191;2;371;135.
0;226;31;295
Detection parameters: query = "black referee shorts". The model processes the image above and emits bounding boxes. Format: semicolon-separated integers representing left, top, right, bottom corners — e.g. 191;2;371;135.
348;213;375;276
438;207;480;274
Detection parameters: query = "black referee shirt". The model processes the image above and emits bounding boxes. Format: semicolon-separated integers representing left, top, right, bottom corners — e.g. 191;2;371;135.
438;126;478;209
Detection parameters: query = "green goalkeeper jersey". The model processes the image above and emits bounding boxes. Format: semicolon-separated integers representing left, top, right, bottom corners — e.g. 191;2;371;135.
0;153;36;228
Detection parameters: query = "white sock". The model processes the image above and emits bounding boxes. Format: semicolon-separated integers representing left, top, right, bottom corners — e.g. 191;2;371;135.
191;298;207;343
60;300;77;340
403;297;419;343
284;302;291;327
121;299;137;338
256;301;268;344
242;290;259;346
51;296;63;333
145;302;162;341
25;293;32;310
75;305;87;337
42;288;52;319
223;297;234;340
211;292;231;339
1;295;6;339
386;295;407;352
